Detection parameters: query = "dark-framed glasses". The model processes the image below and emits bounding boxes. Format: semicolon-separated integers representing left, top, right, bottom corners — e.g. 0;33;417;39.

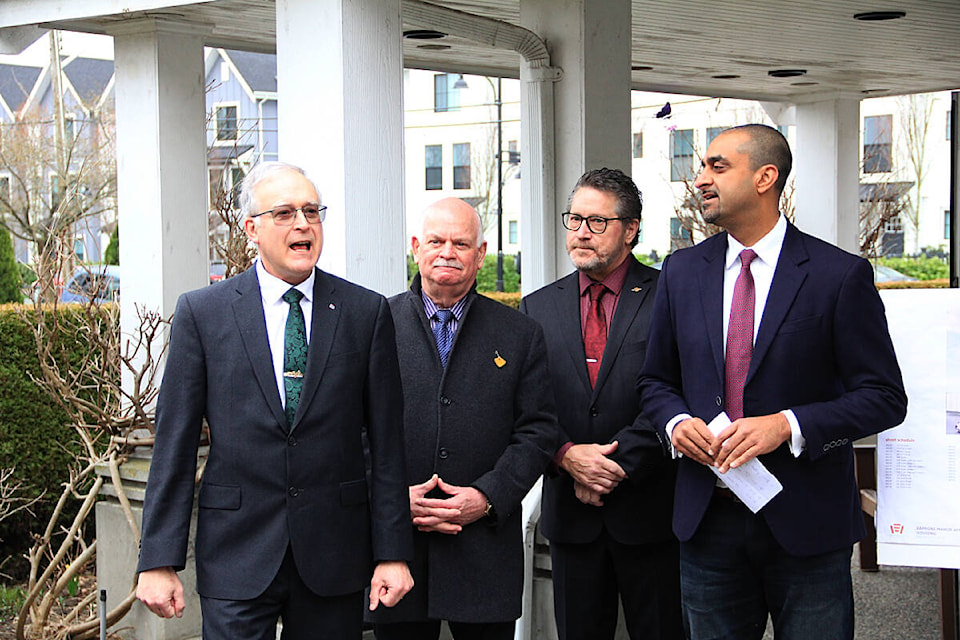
252;204;327;226
561;212;630;234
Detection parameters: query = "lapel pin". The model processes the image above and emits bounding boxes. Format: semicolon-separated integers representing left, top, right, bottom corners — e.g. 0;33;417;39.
283;370;304;378
328;303;336;310
631;287;642;292
494;351;506;368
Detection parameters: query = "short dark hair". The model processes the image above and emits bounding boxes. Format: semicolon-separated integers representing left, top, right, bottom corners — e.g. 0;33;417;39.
568;168;643;248
727;124;793;196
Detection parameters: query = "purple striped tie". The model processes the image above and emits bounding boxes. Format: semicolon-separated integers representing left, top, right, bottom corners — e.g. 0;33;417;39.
725;249;757;421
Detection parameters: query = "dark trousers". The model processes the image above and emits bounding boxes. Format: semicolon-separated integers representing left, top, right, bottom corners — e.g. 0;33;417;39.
200;547;363;640
550;530;683;640
680;494;854;640
373;620;515;640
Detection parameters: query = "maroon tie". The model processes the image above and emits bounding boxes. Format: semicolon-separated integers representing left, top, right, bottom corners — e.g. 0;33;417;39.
725;249;757;421
584;282;608;387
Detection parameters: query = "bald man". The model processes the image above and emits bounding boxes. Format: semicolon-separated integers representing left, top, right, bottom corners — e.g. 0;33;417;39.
366;198;559;640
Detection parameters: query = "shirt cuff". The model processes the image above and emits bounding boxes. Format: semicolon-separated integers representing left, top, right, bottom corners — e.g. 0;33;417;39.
781;409;805;457
553;441;575;470
664;413;692;459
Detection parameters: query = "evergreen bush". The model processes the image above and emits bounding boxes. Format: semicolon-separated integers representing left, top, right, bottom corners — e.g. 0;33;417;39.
0;229;21;303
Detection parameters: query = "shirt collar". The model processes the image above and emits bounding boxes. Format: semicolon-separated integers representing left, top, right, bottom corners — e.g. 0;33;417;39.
725;214;788;270
256;259;315;304
421;289;469;321
578;253;632;297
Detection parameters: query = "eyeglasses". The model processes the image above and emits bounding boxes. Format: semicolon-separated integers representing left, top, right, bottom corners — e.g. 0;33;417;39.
561;212;631;234
252;205;327;226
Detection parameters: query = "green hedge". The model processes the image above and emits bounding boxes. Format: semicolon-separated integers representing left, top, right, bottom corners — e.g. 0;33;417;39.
0;304;85;580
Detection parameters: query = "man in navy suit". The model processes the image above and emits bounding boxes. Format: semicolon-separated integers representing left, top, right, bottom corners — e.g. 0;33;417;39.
639;125;906;639
136;162;414;639
521;169;682;640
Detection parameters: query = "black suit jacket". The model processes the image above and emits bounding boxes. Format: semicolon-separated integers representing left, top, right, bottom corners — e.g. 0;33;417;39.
138;267;413;600
521;256;675;545
367;277;558;623
639;223;907;556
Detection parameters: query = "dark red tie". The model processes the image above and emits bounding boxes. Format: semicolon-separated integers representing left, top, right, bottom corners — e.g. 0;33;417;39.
584;282;608;387
725;249;757;421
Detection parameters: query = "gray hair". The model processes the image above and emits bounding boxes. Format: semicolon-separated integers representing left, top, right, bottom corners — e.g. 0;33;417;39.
238;161;322;222
418;199;485;246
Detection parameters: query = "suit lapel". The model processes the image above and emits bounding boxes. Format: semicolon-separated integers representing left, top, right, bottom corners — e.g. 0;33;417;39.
698;235;728;386
593;258;653;394
291;269;340;431
748;224;809;384
233;269;287;430
553;272;592;390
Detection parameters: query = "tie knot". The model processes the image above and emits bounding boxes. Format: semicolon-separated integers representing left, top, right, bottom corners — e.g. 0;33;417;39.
588;282;608;302
283;288;304;305
435;309;454;325
739;249;758;269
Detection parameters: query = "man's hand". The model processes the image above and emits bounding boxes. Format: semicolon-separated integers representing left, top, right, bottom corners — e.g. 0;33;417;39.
671;417;717;466
559;442;627;494
714;413;791;473
136;567;185;619
573;480;605;506
368;561;414;611
415;478;488;531
410;474;463;534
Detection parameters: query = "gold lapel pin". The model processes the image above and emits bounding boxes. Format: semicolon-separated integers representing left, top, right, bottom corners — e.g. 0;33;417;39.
494;351;506;368
631;287;642;292
283;370;304;378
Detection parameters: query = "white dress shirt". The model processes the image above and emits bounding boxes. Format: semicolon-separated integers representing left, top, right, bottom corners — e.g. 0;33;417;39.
255;260;315;409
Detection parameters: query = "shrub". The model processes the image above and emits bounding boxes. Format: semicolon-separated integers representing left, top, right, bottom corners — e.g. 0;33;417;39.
476;254;521;292
0;229;20;304
878;255;949;281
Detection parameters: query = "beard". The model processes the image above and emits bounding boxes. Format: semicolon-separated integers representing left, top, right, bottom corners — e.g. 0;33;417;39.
568;244;615;275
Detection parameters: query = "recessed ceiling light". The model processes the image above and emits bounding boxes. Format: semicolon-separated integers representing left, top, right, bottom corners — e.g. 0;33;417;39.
791;81;819;86
417;44;451;50
403;29;447;39
631;65;653;71
712;74;741;79
768;69;807;78
854;11;906;21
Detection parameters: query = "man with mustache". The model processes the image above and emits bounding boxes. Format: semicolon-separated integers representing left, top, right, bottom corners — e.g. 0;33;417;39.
639;125;906;639
136;161;413;639
367;197;558;640
521;168;682;640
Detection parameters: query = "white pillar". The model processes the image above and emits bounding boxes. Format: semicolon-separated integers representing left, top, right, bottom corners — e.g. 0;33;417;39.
795;98;861;253
275;0;406;295
522;0;632;280
112;18;210;322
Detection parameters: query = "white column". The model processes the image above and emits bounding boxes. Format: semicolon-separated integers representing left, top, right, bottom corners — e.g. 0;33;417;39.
795;98;861;253
275;0;406;295
112;18;209;322
522;0;632;279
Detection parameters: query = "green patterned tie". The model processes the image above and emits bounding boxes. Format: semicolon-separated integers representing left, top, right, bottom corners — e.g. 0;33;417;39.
282;288;307;427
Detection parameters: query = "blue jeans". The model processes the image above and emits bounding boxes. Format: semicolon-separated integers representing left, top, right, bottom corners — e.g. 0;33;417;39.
680;495;853;640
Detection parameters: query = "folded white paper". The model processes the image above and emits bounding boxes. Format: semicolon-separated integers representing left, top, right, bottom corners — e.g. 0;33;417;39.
707;412;783;513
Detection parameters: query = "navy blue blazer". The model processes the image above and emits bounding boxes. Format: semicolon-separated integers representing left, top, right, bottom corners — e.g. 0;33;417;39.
521;257;676;546
639;223;907;556
138;267;413;600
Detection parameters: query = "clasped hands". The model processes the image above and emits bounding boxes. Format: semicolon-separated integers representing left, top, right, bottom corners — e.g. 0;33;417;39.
409;474;489;534
671;413;791;472
559;442;626;507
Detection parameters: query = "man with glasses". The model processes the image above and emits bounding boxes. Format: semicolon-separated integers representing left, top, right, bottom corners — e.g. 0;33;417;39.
136;161;414;639
521;168;682;640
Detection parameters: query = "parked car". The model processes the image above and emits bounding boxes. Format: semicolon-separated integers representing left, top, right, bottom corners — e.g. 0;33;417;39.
873;264;917;283
60;265;120;304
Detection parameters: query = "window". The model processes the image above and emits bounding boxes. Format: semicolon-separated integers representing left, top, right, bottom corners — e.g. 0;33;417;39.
0;175;9;206
453;143;471;190
706;127;724;146
632;132;643;158
670;217;692;251
884;214;903;233
64;114;76;145
74;234;85;261
507;140;520;165
216;105;238;141
670;129;696;182
509;220;518;245
864;115;892;173
946;210;951;240
434;74;461;113
425;145;442;190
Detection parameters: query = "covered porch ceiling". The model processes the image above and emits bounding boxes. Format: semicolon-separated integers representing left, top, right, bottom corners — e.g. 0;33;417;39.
11;0;960;102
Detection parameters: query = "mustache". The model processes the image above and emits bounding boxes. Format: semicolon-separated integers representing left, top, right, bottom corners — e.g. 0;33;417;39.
432;258;464;269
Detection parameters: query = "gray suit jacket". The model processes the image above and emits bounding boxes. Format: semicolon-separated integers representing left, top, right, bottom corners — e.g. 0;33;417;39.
368;276;559;623
138;266;413;600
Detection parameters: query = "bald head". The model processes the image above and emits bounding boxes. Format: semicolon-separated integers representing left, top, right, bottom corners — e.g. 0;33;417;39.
413;198;488;308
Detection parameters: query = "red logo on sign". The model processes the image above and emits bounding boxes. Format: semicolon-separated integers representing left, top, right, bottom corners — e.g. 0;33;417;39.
890;523;904;534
